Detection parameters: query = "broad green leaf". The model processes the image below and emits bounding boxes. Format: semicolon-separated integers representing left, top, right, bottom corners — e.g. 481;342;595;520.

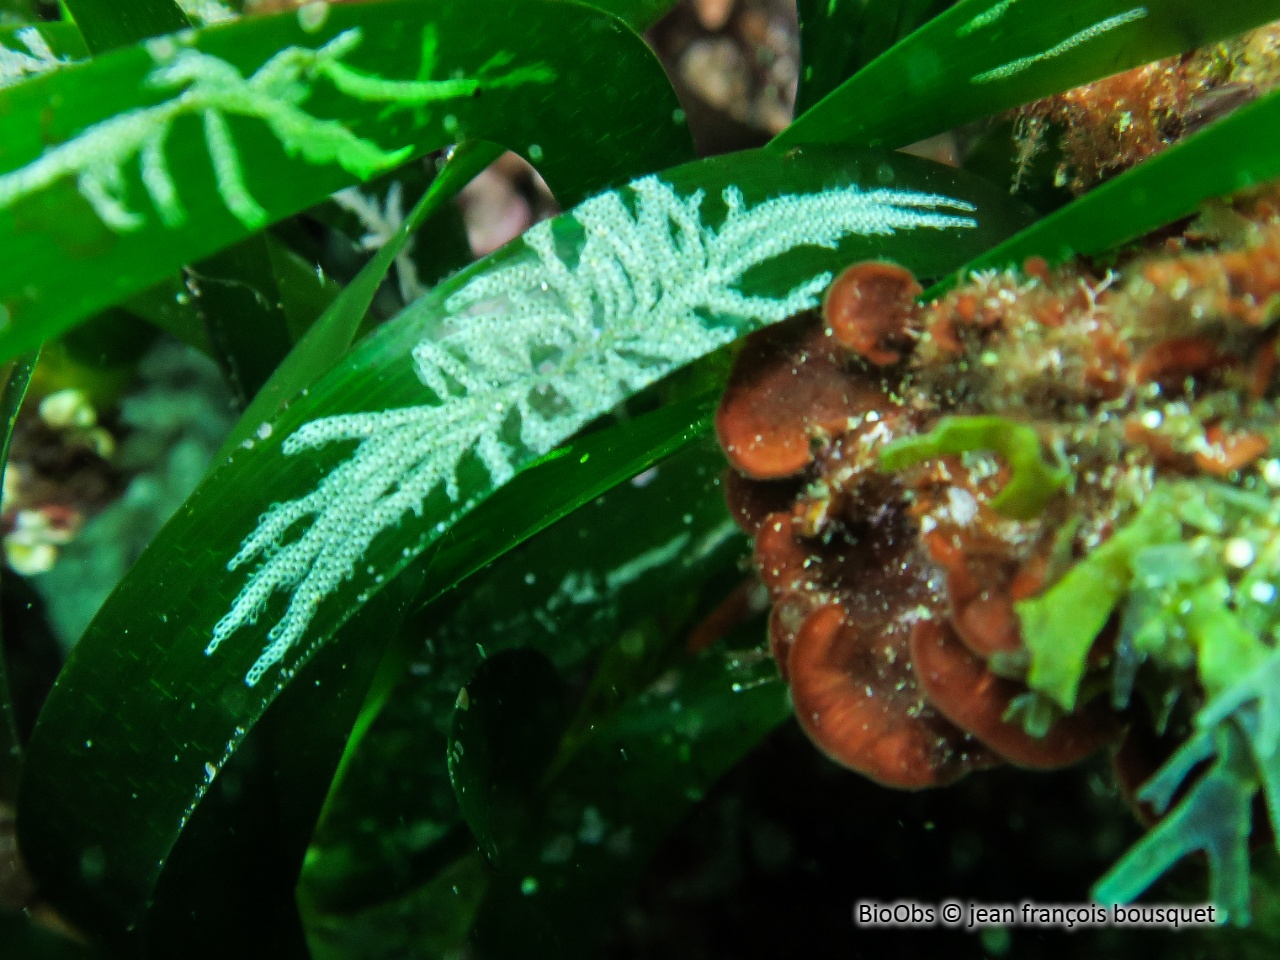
140;565;426;959
63;0;189;52
10;5;281;404
427;436;778;960
958;85;1280;274
125;218;347;362
794;0;956;114
122;275;211;355
301;433;749;957
266;233;342;342
316;390;721;818
778;0;1280;150
0;0;692;362
16;146;1026;942
0;351;36;793
96;138;691;952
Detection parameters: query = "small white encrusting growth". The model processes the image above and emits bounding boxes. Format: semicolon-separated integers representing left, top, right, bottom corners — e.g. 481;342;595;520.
0;27;69;89
209;175;979;684
971;7;1148;84
0;27;552;232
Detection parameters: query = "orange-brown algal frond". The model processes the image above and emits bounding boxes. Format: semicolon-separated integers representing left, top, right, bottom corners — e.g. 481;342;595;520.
822;260;922;366
713;193;1280;789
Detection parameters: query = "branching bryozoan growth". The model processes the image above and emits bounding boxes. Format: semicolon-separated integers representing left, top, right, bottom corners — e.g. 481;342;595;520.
0;25;552;231
0;27;66;89
208;176;979;685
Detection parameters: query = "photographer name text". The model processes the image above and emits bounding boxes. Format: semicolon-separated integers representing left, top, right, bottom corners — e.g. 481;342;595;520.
854;900;1219;930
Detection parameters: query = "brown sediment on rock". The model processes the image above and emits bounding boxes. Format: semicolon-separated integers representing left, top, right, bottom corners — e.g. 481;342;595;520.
712;190;1280;787
1008;22;1280;195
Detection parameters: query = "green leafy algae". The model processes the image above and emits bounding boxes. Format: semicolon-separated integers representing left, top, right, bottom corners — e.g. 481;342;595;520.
1020;477;1280;921
878;414;1069;520
1017;490;1181;710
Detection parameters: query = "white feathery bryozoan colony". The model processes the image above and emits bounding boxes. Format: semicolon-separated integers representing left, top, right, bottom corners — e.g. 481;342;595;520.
209;174;979;685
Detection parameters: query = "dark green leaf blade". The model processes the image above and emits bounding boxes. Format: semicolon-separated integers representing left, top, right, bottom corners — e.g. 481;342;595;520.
448;650;576;865
794;0;957;114
16;147;1027;943
63;0;189;52
468;644;787;959
0;0;692;363
310;390;721;835
265;233;342;342
122;275;211;355
142;564;427;959
301;431;748;957
188;234;297;407
779;0;1280;150
579;0;680;29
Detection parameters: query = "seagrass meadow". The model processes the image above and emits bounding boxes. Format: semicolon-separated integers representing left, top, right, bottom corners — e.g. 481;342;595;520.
4;0;1280;958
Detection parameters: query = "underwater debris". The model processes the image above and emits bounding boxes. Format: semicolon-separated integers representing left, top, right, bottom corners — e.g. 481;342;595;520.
715;183;1280;919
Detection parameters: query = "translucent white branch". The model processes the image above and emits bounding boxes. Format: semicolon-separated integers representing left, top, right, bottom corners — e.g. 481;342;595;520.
210;175;979;685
